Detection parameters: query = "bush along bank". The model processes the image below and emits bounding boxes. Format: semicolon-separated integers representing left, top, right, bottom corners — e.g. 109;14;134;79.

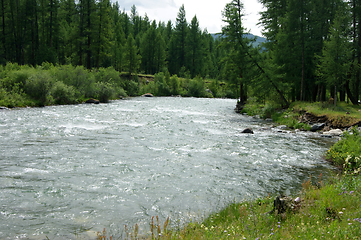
0;63;128;107
0;63;237;108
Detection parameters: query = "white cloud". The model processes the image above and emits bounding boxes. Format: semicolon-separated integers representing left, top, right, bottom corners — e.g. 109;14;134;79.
112;0;264;36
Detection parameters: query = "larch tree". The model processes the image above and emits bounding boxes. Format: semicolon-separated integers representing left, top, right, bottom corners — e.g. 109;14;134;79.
123;33;141;75
221;0;252;104
185;15;202;78
318;8;352;106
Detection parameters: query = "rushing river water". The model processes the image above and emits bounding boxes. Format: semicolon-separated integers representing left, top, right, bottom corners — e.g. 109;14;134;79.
0;97;336;239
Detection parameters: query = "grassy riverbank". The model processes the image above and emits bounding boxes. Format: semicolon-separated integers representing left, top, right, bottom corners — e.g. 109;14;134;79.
241;100;361;130
153;175;361;240
95;102;361;240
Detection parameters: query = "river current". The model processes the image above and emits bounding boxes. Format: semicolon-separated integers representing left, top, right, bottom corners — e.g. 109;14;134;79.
0;97;335;239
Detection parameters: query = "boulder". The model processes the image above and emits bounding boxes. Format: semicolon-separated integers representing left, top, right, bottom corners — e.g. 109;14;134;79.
141;93;154;97
322;129;343;137
241;128;254;134
311;123;325;132
85;98;100;104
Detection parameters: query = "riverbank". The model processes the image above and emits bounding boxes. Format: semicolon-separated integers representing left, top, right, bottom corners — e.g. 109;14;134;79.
240;100;361;130
103;102;361;240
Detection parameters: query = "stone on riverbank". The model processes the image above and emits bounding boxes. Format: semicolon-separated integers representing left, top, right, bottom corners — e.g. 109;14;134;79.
322;129;343;137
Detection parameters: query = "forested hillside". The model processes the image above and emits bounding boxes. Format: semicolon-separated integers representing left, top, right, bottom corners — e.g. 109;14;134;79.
0;0;360;107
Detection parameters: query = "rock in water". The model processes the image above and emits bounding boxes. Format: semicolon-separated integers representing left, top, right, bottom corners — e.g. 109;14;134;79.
311;123;325;132
85;99;100;104
241;128;254;134
141;93;154;97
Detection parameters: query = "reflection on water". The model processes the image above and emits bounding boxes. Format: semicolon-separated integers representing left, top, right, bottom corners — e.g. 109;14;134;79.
0;97;336;239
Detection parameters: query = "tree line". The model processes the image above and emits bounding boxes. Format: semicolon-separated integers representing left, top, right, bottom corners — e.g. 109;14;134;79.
0;0;360;107
0;0;218;78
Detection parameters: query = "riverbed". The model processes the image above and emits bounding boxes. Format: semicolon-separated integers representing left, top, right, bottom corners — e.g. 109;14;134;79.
0;97;336;239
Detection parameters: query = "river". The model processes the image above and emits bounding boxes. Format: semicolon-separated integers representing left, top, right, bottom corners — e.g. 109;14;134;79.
0;97;336;239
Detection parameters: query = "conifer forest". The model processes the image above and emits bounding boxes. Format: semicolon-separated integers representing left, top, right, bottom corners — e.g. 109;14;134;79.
0;0;360;107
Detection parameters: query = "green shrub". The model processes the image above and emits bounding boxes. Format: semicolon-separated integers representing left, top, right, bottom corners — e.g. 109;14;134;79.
261;103;276;119
187;76;206;97
125;79;139;96
94;82;116;103
95;67;125;89
154;72;170;96
117;87;128;98
24;71;53;106
53;65;95;98
326;128;361;174
1;69;31;92
169;75;180;95
50;81;76;105
139;81;156;96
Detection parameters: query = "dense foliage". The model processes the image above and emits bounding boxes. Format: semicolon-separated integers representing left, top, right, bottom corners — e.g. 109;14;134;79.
0;0;361;107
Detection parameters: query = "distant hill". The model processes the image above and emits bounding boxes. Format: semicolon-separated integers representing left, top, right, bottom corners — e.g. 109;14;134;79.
211;33;267;47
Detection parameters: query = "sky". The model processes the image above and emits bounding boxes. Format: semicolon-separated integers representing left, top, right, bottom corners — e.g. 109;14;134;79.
112;0;265;37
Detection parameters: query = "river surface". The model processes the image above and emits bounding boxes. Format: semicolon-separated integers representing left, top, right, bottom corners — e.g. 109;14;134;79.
0;97;336;239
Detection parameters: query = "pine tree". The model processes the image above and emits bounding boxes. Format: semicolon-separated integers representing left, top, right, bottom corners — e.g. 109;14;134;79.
185;15;202;78
94;0;112;68
168;4;188;75
123;33;141;75
221;0;251;103
110;2;125;71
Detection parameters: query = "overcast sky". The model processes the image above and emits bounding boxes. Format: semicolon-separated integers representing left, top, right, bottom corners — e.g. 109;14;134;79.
112;0;265;36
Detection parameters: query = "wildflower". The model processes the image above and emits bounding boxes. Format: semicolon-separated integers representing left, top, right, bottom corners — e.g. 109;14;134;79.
339;212;343;215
